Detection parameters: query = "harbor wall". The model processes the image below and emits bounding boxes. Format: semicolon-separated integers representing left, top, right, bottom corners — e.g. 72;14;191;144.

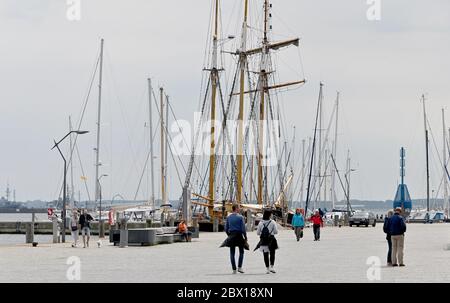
0;221;148;235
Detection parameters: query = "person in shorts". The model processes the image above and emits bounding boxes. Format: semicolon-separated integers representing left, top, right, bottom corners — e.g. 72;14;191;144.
79;209;94;248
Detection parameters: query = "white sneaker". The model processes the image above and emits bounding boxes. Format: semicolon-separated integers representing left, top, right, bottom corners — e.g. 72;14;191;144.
237;268;244;274
266;268;270;274
270;266;276;273
232;270;237;274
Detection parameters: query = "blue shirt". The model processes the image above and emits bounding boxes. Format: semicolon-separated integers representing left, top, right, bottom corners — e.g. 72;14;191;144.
225;213;246;236
291;213;305;227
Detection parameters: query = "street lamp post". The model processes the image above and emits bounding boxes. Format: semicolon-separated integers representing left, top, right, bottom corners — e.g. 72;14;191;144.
98;174;108;238
52;130;89;243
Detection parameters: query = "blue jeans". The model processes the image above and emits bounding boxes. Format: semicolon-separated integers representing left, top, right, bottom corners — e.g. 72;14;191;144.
181;231;192;242
230;246;244;270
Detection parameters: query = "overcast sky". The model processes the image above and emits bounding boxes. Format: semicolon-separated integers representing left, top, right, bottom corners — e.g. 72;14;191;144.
0;0;449;203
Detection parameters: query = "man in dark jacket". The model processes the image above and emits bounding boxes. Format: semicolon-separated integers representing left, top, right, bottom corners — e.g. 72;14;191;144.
224;204;247;274
383;210;394;266
389;207;407;266
79;209;94;248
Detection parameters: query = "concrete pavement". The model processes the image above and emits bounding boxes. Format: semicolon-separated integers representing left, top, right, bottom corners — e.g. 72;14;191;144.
0;223;449;282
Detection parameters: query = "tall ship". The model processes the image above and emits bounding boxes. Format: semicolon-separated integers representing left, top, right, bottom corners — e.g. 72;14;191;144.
180;0;306;229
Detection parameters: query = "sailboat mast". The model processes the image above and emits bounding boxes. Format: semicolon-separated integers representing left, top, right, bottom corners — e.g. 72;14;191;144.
208;0;219;216
324;149;328;206
331;92;339;210
346;150;351;214
300;138;306;205
257;0;270;205
442;109;448;218
69;116;75;208
422;94;430;212
147;78;155;208
160;87;166;205
94;38;104;210
236;0;249;204
165;95;169;203
305;83;323;216
317;82;323;208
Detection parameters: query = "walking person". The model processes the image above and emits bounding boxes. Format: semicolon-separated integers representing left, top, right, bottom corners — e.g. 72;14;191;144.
383;210;394;266
309;210;324;241
255;209;278;274
79;209;94;248
291;208;305;241
70;209;79;248
221;204;247;274
390;207;407;267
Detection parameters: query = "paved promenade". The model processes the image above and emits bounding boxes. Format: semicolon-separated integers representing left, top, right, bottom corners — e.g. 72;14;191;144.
0;223;449;282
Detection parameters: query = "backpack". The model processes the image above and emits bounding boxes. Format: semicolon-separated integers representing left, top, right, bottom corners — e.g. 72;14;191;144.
260;221;271;246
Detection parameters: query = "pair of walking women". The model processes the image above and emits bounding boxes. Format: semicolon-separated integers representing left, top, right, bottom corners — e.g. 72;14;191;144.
222;206;278;274
292;209;324;241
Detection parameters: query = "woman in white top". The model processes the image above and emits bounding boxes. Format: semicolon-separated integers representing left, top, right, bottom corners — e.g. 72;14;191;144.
255;209;278;274
70;210;79;248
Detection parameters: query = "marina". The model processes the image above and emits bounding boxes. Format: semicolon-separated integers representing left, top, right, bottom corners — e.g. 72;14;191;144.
0;0;450;287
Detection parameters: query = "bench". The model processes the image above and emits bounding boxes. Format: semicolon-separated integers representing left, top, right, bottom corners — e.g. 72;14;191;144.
109;226;199;246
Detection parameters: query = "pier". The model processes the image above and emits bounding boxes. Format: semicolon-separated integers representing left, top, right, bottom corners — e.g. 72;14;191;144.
0;223;448;283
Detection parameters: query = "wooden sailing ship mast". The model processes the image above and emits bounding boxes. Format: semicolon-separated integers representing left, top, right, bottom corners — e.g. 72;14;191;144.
184;0;305;224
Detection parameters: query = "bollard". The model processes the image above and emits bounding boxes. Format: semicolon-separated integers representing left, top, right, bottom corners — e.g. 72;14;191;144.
213;217;219;232
161;212;165;227
119;219;128;248
25;223;33;243
192;218;199;238
31;213;35;241
246;211;252;232
52;217;59;243
344;214;349;227
115;212;120;230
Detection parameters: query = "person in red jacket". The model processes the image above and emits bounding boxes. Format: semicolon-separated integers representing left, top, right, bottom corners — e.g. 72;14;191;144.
309;210;324;241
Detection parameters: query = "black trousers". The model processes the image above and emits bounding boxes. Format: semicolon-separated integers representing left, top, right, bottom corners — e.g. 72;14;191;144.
313;224;321;240
263;250;276;267
387;237;392;263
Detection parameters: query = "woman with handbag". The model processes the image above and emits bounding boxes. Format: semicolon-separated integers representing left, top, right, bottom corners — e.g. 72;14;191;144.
70;209;79;248
291;208;305;241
